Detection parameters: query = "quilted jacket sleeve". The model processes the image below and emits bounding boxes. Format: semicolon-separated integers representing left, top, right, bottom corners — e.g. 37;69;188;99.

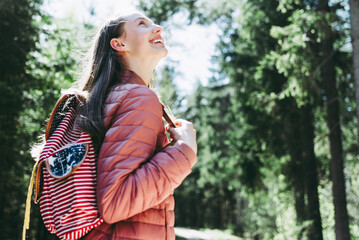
97;85;197;224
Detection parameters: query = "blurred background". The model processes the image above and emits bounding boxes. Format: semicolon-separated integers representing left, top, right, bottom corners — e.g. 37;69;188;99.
1;0;359;239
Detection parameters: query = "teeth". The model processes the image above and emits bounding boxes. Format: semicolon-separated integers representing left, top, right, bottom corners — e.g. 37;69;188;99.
151;39;163;43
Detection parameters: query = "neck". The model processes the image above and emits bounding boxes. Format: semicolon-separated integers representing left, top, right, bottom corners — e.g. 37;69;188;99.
125;57;158;86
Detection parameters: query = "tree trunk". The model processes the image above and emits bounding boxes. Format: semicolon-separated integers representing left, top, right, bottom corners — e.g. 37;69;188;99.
318;1;351;239
300;105;323;240
288;134;306;223
235;189;242;227
350;0;359;147
283;100;307;234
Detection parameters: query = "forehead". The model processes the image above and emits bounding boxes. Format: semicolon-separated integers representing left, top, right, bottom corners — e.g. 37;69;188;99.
126;13;154;24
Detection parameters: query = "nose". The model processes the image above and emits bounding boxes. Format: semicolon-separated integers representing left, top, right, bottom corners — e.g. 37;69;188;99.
152;24;162;34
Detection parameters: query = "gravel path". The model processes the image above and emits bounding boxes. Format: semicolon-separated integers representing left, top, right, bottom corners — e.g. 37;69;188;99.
175;227;242;240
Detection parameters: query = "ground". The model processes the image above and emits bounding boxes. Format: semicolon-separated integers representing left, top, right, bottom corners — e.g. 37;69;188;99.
175;227;242;240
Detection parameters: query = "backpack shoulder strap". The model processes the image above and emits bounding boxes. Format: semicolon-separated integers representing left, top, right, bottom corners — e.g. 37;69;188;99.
161;103;176;128
22;160;40;240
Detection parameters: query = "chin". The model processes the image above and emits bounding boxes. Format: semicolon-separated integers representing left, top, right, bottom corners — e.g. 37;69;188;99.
162;48;168;57
148;47;168;63
155;47;168;59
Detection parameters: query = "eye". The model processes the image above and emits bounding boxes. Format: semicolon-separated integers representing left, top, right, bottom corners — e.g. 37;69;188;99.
139;20;146;25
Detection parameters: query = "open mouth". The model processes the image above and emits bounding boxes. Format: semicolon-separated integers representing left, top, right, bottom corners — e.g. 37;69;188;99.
149;36;164;44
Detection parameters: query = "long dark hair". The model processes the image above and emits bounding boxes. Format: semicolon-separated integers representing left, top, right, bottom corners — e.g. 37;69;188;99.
75;15;128;152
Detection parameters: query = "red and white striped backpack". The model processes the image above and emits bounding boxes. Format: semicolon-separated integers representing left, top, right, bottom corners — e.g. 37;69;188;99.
22;93;176;240
23;94;103;240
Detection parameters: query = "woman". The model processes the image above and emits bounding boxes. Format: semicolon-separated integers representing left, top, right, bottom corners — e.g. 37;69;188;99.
77;12;197;240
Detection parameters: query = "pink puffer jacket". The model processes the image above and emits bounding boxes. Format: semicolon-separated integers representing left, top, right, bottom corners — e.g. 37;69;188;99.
84;70;197;240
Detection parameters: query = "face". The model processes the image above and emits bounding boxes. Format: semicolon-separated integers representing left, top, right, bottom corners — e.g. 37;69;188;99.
115;13;168;63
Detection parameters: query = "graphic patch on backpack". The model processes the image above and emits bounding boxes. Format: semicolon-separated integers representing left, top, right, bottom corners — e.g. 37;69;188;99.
46;143;88;179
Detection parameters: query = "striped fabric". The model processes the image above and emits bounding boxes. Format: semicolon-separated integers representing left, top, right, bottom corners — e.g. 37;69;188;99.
37;95;103;240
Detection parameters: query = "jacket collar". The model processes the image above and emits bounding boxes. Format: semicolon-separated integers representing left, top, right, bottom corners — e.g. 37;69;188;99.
120;69;147;87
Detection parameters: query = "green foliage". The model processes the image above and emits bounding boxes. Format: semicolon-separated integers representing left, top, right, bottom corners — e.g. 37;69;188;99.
137;0;196;24
0;0;94;238
139;0;355;239
153;63;182;114
0;0;42;238
1;0;356;239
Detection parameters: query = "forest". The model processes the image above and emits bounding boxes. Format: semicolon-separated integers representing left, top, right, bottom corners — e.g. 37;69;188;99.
1;0;359;239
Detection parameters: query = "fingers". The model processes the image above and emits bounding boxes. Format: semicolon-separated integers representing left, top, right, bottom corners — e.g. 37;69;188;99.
166;121;196;137
166;119;196;134
165;119;197;154
168;120;196;134
166;126;179;140
174;119;182;127
165;120;184;129
174;119;194;128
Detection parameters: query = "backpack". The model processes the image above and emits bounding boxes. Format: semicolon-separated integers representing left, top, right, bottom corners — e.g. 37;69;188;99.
23;94;103;240
22;93;176;240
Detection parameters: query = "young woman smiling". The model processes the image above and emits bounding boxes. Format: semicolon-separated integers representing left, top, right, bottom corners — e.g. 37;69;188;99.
76;12;197;240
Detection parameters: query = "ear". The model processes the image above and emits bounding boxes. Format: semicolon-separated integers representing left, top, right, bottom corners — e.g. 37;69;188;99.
110;38;127;52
